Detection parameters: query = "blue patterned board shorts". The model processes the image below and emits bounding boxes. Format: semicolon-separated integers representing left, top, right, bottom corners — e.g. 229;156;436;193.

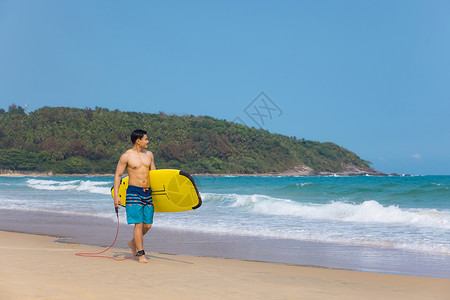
126;185;154;224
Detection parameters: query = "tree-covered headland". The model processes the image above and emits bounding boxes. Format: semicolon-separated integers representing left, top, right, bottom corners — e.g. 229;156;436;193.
0;105;378;175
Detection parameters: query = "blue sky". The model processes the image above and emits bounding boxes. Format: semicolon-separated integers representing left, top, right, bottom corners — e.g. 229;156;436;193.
1;0;449;175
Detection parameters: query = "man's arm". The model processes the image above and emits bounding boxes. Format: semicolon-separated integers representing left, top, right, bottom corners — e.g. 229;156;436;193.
113;154;127;208
149;151;156;171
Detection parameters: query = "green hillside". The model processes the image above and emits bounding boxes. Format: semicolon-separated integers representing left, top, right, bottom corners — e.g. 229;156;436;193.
0;105;376;175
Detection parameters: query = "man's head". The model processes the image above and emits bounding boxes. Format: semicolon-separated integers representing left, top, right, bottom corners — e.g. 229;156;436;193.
131;129;148;145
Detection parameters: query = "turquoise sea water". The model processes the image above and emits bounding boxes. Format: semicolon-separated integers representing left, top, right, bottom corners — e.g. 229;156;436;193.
0;175;449;255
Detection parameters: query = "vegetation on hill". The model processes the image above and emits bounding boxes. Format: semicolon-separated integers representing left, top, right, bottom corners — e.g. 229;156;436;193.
0;105;374;175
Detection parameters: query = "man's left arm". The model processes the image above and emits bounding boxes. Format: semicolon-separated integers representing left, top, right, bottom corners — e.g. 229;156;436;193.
149;151;156;170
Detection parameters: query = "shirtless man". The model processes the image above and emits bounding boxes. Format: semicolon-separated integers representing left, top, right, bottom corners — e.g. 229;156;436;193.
113;129;156;263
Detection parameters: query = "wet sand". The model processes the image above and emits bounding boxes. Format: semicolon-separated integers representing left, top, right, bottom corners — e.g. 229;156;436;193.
1;209;449;278
1;230;449;300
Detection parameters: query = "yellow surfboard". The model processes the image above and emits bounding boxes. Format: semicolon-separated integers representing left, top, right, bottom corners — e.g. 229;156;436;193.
111;169;202;212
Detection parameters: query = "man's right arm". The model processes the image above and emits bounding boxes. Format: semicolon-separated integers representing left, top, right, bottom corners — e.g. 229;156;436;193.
113;154;127;208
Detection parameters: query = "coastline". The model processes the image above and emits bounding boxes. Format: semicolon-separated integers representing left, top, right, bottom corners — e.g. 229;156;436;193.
1;230;449;300
0;166;387;178
0;170;112;177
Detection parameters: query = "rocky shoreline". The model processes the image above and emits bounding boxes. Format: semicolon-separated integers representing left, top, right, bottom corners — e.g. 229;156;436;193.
275;164;386;177
195;165;387;177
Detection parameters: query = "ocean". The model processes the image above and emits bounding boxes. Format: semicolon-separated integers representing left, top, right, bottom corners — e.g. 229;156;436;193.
1;174;449;277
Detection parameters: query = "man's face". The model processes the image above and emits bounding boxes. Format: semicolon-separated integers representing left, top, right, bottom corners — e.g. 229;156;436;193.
137;134;149;148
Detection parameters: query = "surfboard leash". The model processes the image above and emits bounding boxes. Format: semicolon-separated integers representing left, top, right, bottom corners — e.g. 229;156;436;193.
75;208;136;261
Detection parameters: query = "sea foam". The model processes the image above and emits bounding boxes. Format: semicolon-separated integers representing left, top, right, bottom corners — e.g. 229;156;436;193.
218;193;450;229
26;179;111;195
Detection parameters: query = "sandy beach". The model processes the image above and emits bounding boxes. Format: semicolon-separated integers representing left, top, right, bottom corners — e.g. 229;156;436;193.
0;230;448;300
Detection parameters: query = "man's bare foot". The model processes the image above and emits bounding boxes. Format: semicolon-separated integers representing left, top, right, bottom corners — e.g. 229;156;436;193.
135;249;147;263
128;240;137;256
138;255;148;263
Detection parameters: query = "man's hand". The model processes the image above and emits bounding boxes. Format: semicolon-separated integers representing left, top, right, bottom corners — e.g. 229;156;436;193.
114;196;120;208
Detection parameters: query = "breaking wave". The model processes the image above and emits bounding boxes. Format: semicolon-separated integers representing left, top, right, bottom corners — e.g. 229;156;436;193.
204;193;450;229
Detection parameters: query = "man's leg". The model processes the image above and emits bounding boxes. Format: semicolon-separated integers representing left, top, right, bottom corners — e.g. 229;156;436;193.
130;223;152;263
129;224;152;253
143;223;152;235
133;223;147;263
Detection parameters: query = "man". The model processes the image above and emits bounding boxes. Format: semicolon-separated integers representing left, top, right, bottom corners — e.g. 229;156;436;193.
114;129;156;263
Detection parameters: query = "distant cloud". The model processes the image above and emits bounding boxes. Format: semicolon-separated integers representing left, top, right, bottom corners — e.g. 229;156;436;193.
411;153;422;159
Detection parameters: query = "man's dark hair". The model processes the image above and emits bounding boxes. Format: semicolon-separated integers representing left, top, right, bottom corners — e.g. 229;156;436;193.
131;129;147;144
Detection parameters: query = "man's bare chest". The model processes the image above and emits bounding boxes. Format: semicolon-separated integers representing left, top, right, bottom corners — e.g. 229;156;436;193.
127;154;151;169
